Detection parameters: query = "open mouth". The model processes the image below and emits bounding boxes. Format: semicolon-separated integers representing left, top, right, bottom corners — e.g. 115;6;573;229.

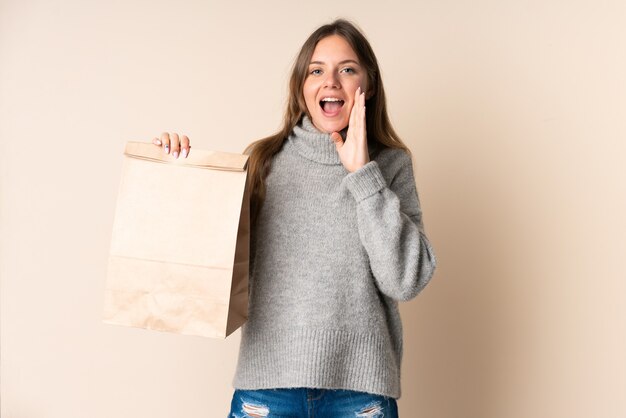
319;99;345;117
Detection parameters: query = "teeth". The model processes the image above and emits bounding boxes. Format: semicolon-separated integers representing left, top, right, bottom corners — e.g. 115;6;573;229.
321;98;343;102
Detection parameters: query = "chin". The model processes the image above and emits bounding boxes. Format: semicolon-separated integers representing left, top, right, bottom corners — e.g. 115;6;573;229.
313;115;348;134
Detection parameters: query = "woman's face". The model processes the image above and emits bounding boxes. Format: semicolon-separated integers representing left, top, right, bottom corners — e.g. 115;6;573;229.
303;34;369;134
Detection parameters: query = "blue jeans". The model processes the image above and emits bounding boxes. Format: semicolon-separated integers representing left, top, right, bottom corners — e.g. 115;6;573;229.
228;387;398;417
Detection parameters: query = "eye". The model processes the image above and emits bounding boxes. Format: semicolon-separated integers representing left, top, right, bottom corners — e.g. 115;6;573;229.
342;67;355;74
310;69;322;75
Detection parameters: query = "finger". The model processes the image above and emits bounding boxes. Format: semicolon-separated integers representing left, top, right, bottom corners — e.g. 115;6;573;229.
180;135;190;158
170;133;180;158
363;103;367;135
160;132;171;154
361;90;366;134
354;90;362;140
358;90;363;133
349;86;360;132
330;132;343;148
153;137;162;146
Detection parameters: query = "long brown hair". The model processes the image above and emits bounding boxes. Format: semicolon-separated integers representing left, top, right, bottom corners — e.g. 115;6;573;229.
244;18;412;228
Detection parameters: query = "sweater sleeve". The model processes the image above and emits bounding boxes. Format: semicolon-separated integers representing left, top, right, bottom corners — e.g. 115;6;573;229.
342;152;437;301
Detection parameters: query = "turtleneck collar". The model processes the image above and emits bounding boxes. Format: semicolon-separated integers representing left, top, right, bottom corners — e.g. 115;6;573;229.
287;114;348;165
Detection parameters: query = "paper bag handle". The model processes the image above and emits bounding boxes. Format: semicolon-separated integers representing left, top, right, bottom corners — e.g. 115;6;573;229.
123;141;249;171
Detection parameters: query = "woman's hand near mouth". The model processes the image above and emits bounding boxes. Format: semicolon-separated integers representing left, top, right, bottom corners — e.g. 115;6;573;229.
330;86;370;173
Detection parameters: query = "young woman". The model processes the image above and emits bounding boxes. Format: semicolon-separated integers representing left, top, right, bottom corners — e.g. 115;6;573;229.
153;18;437;418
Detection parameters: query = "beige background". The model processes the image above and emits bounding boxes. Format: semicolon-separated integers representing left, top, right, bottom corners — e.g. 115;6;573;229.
1;0;625;417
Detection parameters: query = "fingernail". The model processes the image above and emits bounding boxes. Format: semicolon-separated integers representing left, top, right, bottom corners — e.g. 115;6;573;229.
155;139;162;145
182;148;188;158
173;151;179;159
164;145;169;154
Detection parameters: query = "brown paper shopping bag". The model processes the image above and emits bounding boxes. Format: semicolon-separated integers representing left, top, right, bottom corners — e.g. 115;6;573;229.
102;141;250;338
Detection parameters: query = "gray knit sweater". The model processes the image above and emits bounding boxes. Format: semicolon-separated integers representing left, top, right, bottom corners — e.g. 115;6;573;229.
232;115;437;399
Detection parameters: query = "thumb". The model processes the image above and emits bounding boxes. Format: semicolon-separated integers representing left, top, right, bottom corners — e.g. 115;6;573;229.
330;132;343;149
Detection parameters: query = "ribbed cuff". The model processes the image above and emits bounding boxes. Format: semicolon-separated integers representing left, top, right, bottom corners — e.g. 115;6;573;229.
343;161;387;202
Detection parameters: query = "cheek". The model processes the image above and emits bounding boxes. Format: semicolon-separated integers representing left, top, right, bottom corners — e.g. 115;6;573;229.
303;96;316;113
302;85;316;106
354;76;368;94
343;80;366;108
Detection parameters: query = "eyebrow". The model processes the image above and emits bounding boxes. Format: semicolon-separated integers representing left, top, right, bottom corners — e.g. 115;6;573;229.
309;59;360;66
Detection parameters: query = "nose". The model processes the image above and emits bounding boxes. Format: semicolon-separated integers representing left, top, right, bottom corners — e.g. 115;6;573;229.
323;71;340;88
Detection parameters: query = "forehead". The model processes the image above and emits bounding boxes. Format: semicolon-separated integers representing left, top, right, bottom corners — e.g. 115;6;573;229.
310;34;359;63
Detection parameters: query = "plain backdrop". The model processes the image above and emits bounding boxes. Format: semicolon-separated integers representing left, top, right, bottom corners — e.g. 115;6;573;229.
1;0;625;417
